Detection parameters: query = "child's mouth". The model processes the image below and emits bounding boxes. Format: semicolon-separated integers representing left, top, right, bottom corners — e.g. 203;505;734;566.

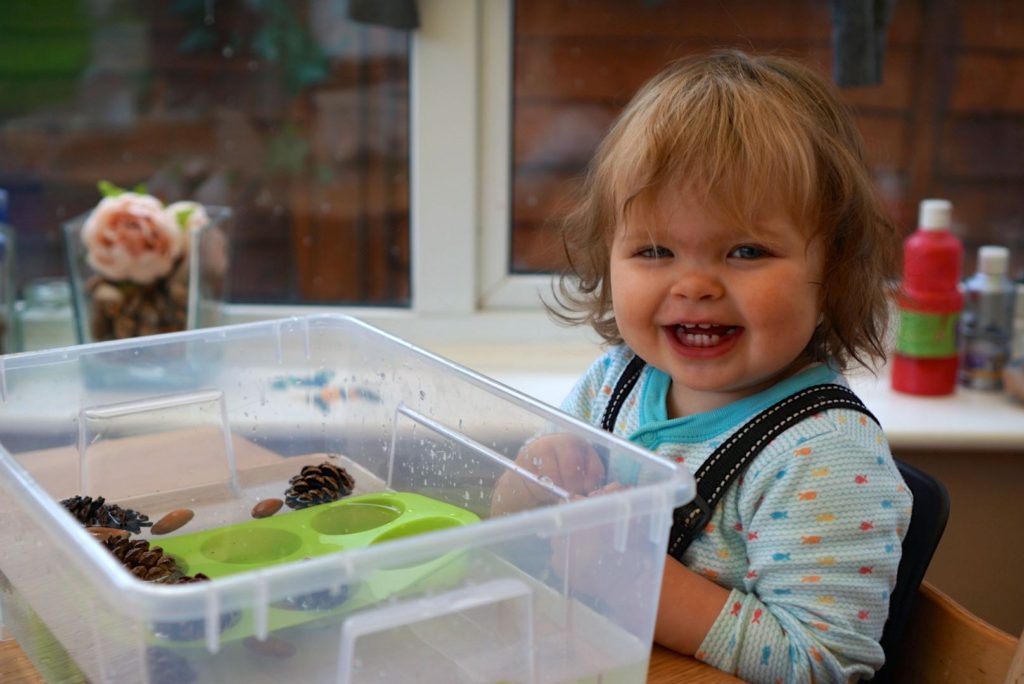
672;323;740;347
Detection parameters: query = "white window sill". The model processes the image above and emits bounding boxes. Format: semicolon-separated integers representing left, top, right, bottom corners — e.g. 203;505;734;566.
429;340;1024;454
15;306;1022;453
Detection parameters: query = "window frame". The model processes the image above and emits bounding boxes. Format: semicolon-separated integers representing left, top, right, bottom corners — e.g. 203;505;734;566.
222;0;584;347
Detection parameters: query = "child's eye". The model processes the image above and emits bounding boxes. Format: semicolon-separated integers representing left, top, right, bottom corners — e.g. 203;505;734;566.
637;245;673;259
728;245;769;260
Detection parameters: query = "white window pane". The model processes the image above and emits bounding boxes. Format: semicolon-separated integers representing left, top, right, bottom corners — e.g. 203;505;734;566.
0;1;410;306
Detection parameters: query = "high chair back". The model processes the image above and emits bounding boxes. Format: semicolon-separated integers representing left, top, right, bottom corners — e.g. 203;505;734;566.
1008;631;1024;684
873;459;950;683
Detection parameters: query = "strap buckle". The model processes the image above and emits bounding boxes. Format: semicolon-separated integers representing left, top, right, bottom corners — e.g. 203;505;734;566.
668;495;712;558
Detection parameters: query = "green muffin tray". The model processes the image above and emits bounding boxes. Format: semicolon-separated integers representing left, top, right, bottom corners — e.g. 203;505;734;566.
151;491;480;646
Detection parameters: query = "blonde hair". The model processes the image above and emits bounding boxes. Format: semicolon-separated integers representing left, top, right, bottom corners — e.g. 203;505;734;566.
552;49;900;371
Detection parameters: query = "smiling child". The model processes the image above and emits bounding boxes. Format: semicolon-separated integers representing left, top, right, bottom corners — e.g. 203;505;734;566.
496;50;912;683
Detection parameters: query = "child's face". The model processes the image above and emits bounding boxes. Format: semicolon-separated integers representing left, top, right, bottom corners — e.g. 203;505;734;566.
610;188;825;417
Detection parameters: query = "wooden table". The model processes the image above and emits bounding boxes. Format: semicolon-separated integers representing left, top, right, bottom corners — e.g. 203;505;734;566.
0;638;741;683
648;644;745;682
0;639;39;684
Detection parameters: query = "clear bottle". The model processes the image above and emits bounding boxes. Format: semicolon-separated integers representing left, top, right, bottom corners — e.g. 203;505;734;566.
958;246;1016;390
15;278;76;352
0;188;13;355
891;199;963;395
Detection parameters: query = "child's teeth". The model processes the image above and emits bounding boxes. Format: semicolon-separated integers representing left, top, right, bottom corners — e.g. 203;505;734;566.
675;325;738;346
683;332;720;346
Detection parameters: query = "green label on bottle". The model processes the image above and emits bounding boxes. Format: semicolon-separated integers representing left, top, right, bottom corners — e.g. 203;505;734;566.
895;310;959;358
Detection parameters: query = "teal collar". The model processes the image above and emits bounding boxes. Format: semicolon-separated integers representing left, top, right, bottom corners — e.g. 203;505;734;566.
632;363;839;444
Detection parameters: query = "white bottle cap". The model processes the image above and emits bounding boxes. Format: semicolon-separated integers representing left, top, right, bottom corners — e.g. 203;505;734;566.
918;199;952;231
977;245;1009;276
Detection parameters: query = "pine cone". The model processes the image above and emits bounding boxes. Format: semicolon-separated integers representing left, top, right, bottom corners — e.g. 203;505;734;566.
103;537;179;582
92;523;239;645
284;462;354;510
277;586;350;612
61;495;152;533
166;572;211;584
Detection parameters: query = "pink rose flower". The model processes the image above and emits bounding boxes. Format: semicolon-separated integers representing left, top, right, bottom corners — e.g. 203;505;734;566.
81;193;183;284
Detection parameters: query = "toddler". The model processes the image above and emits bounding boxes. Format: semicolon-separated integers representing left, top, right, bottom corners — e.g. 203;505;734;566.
494;50;911;683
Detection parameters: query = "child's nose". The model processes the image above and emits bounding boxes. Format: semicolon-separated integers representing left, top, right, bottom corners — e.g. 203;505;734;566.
669;269;724;301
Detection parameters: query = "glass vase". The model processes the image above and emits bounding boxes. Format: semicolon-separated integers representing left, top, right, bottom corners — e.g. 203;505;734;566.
0;222;15;355
62;206;232;345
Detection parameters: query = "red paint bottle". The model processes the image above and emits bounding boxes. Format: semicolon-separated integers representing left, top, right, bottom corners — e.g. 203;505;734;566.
891;199;964;395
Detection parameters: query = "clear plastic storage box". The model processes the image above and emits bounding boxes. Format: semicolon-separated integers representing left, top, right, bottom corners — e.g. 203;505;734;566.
0;315;693;683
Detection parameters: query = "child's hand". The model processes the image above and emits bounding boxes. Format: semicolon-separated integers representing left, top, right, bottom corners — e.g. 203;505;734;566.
490;433;606;515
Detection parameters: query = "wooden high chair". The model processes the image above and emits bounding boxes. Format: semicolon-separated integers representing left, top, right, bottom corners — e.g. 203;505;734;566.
1009;629;1024;684
885;581;1020;683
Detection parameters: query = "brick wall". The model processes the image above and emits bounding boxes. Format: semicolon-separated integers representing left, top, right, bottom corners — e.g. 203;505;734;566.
511;0;1024;280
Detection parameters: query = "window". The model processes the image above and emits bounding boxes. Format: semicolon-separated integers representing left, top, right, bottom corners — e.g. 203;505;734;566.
1;0;411;307
0;0;580;347
4;0;1022;351
506;0;1024;282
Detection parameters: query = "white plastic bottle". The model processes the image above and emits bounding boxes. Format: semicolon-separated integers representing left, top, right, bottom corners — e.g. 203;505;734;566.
958;246;1016;390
